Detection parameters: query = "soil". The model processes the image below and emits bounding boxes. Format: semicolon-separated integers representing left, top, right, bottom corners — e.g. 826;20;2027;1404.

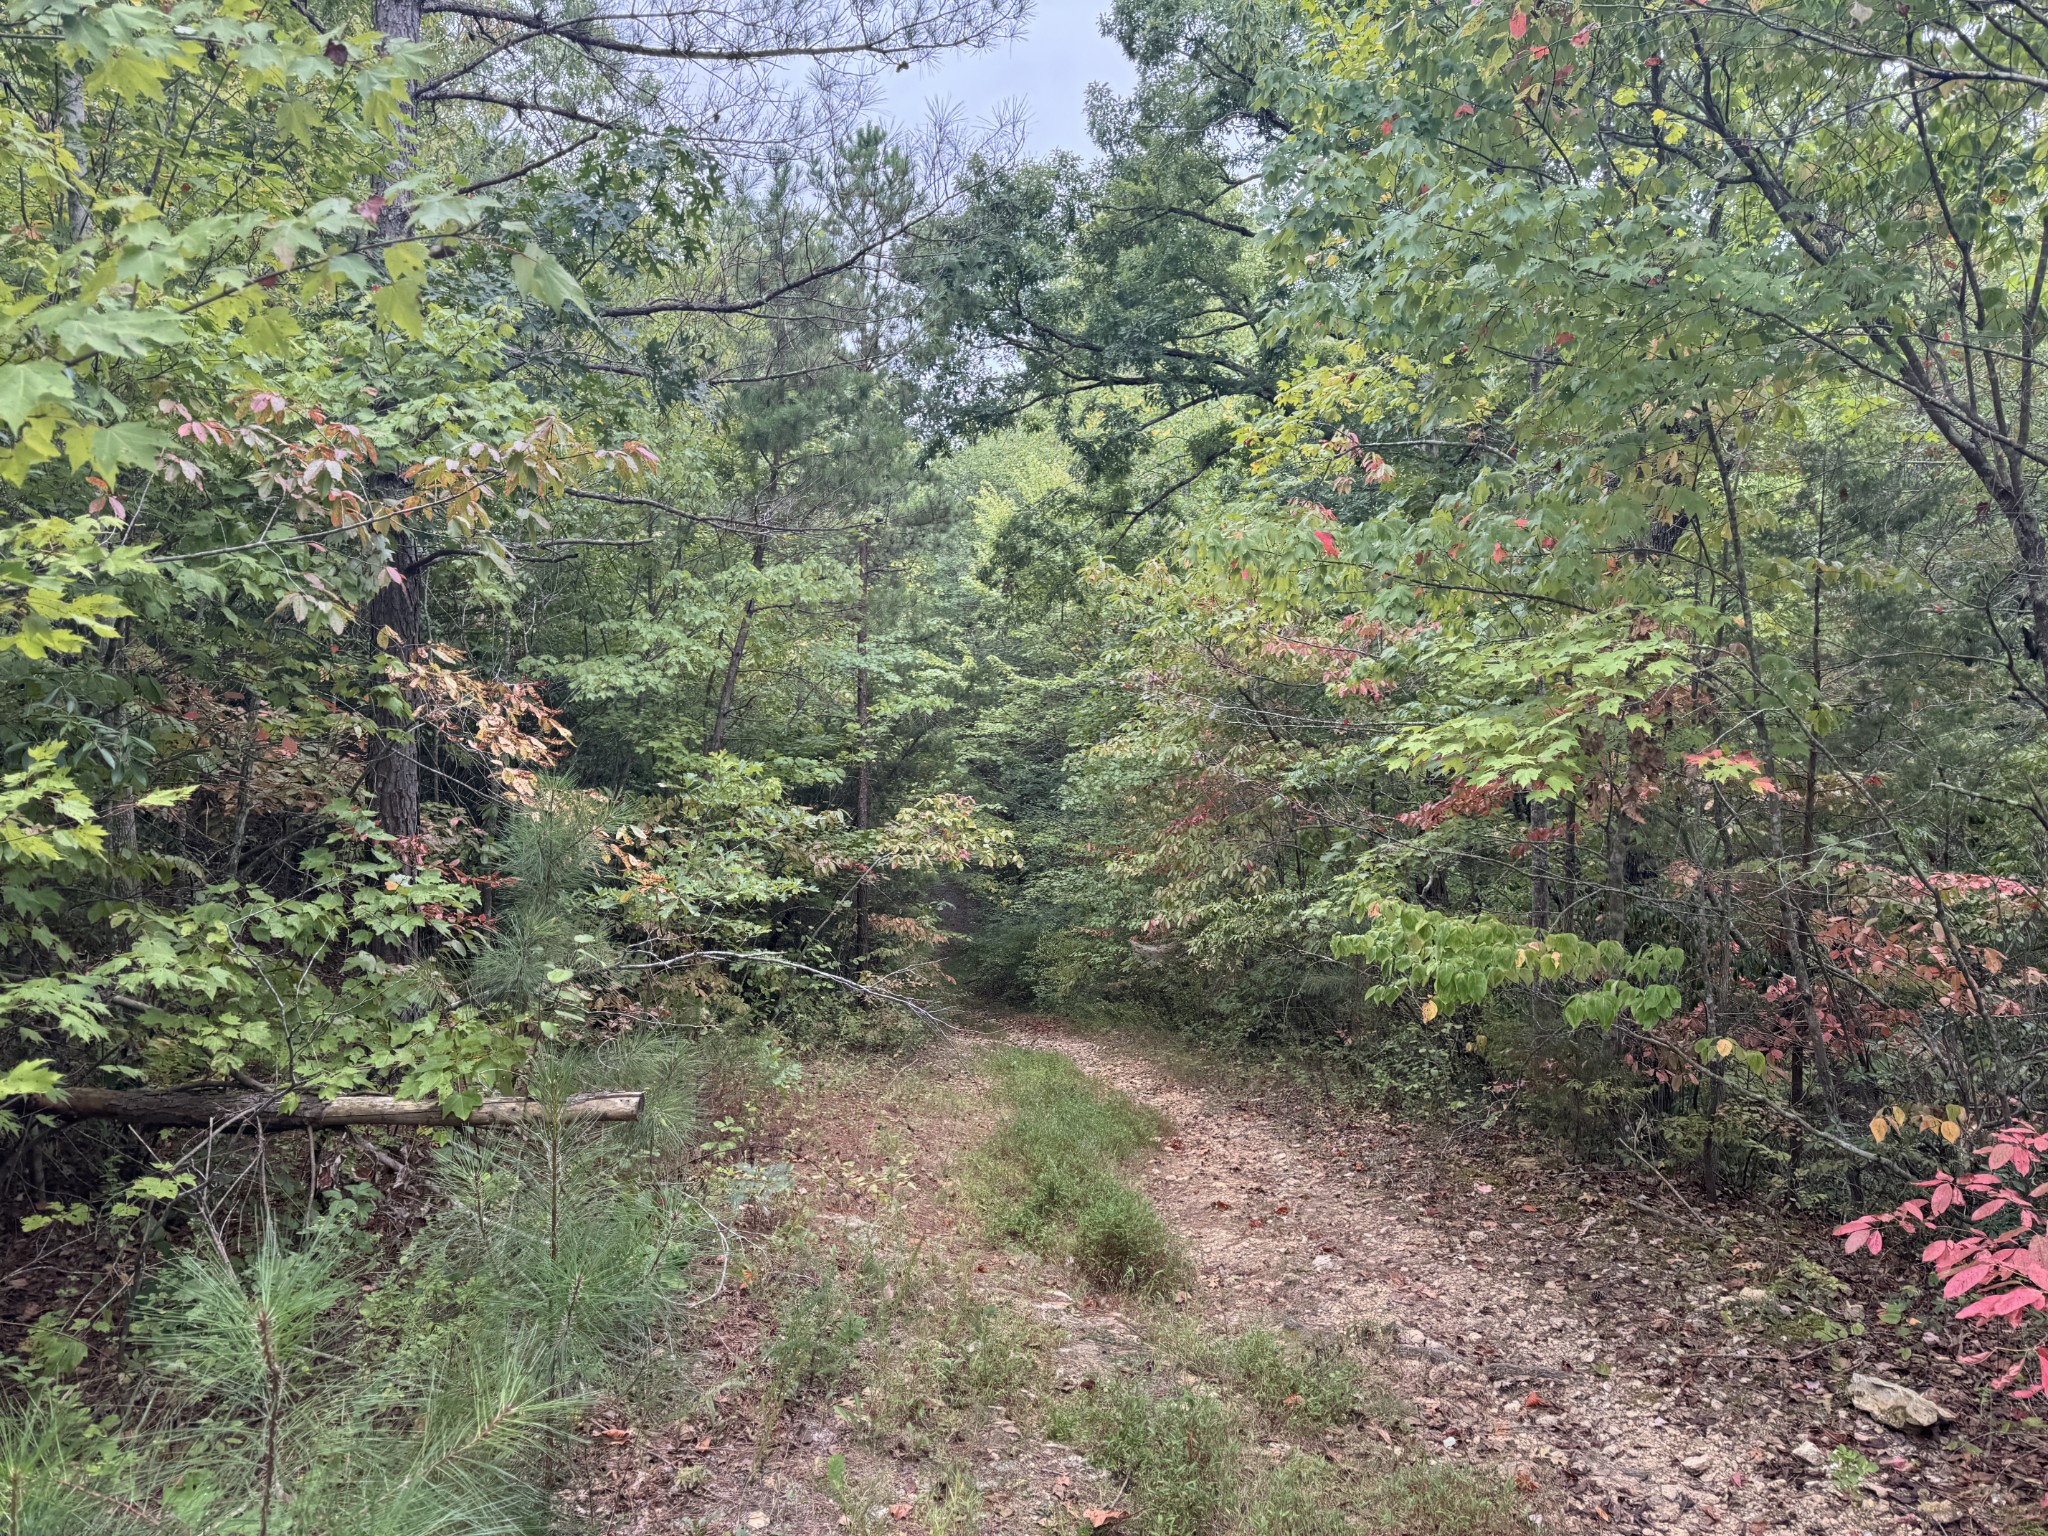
561;1017;2045;1536
1012;1019;2042;1536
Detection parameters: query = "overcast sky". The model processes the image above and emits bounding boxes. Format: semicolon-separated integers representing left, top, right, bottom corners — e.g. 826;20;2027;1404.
876;0;1134;158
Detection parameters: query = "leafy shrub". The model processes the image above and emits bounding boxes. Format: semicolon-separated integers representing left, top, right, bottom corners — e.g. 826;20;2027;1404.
1837;1120;2048;1395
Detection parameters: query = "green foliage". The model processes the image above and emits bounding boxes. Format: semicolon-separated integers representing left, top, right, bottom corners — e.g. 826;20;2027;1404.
0;1027;717;1528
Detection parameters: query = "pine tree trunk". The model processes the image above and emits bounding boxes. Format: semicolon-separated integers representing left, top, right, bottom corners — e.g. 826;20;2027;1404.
852;534;872;965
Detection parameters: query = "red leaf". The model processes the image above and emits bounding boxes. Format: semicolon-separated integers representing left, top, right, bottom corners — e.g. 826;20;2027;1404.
1455;103;1476;117
1492;543;1507;563
1570;24;1592;44
1508;8;1528;36
1524;1392;1556;1409
1314;529;1340;558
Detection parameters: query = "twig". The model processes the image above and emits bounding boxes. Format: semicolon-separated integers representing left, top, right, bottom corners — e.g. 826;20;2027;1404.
1613;1140;1720;1237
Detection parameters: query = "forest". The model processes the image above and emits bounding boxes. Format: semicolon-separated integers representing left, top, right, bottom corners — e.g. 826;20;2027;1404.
3;0;2048;1524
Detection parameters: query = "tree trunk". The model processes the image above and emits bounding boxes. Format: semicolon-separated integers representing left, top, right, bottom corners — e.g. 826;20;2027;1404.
1560;796;1581;930
362;0;427;848
1530;798;1551;930
61;70;89;245
362;534;425;858
852;533;873;965
34;1087;643;1130
369;0;423;241
707;532;768;753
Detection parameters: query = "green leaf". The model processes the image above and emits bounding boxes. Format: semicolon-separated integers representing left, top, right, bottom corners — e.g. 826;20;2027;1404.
384;240;429;282
53;307;187;361
0;362;75;431
371;273;427;338
0;1060;61;1099
67;419;169;477
509;241;593;316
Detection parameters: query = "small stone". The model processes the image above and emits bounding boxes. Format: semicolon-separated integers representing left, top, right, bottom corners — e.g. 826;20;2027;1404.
1681;1455;1712;1477
746;1513;770;1531
1916;1500;1960;1524
1790;1440;1827;1469
1849;1373;1950;1432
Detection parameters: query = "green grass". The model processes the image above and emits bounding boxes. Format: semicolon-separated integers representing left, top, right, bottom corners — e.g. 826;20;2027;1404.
1082;1384;1243;1536
1350;1462;1527;1536
968;1047;1186;1294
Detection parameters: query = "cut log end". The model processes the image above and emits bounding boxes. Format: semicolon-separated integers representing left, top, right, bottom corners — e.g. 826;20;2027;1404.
28;1087;645;1131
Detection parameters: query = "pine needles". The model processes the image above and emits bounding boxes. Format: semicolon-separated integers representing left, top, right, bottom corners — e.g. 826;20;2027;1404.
0;1031;716;1533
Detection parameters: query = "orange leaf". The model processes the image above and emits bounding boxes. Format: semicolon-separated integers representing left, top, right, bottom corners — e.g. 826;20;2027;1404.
1084;1512;1128;1529
888;1505;912;1520
1524;1392;1556;1410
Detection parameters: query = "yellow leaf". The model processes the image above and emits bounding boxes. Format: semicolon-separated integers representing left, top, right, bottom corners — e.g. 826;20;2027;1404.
1869;1115;1888;1144
1420;998;1438;1023
1940;1119;1961;1143
1714;1037;1734;1058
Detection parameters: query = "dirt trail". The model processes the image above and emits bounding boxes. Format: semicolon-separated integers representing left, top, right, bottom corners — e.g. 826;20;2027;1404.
1016;1023;2008;1536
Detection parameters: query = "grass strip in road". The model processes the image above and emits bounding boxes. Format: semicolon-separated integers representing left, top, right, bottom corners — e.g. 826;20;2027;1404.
967;1046;1186;1295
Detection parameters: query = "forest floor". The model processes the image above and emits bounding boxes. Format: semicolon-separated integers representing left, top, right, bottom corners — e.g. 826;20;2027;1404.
559;1013;2045;1536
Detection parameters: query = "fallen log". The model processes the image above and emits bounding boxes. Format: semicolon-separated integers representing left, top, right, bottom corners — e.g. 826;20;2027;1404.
29;1087;644;1130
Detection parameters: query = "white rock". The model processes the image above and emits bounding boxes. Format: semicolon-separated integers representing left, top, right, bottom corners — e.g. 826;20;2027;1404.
1681;1454;1712;1476
1849;1372;1950;1432
1790;1440;1827;1468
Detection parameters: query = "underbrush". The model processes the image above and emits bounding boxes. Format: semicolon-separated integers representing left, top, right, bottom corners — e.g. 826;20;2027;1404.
965;1047;1184;1293
0;1028;747;1533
